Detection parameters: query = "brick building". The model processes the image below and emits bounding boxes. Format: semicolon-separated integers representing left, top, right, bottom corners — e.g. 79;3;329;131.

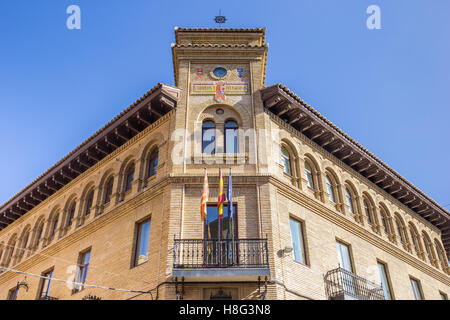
0;28;449;300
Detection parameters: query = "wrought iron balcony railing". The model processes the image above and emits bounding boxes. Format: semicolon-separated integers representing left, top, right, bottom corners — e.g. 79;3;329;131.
38;295;59;300
173;238;269;269
324;267;385;300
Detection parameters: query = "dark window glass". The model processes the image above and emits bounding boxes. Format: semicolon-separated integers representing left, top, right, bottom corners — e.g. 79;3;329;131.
38;270;53;299
204;204;238;241
124;163;135;192
147;149;158;178
50;215;59;238
104;177;114;204
135;220;151;266
85;191;94;216
35;224;44;247
224;120;238;154
202;121;216;154
7;287;18;300
67;202;76;227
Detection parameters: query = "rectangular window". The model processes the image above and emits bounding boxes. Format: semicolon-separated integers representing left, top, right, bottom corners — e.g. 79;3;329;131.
289;217;307;264
205;204;238;240
134;219;151;266
7;287;18;300
38;269;54;300
440;291;448;300
336;241;353;272
73;250;90;293
410;277;424;300
377;261;393;300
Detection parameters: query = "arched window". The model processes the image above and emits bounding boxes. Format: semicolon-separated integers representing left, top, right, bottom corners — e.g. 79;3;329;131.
224;120;238;154
434;239;449;274
66;201;76;227
379;207;390;236
304;161;315;189
103;177;114;204
202;121;216;154
395;214;409;251
147;148;158;178
325;175;336;203
35;221;45;248
345;188;355;215
49;212;59;239
18;228;30;261
5;236;17;267
84;190;94;216
363;198;373;225
281;147;292;176
409;223;424;260
422;232;437;266
124;163;135;193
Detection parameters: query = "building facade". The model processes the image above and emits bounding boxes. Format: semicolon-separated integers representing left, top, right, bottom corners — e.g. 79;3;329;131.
0;28;449;300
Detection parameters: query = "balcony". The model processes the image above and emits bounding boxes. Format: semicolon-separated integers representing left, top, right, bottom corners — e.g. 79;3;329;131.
324;267;385;300
38;295;59;300
172;238;270;282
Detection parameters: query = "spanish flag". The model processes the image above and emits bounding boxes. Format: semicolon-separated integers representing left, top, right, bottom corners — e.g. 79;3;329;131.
200;169;209;222
217;168;225;220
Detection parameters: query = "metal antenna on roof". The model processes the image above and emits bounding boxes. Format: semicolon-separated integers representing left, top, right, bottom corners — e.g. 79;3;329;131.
214;10;227;28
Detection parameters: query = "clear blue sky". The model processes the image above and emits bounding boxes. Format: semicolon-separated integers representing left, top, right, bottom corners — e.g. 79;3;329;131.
0;0;449;207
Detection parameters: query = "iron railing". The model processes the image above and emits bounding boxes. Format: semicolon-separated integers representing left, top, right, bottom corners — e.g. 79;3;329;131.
38;295;59;300
173;238;269;269
324;267;385;300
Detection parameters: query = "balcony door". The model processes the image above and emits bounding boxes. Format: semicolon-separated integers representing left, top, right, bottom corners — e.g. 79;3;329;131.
336;241;356;297
204;204;237;266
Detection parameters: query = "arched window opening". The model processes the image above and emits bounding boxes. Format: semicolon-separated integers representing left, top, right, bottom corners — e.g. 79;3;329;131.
202;121;216;154
49;213;59;238
395;216;407;248
147;148;159;178
35;222;44;249
345;188;355;215
409;223;423;260
103;177;114;204
380;207;390;236
304;161;315;190
19;230;30;260
85;190;94;216
225;120;238;154
434;240;449;274
281;147;292;176
363;199;373;225
325;175;336;203
5;238;17;267
124;163;135;193
66;202;76;227
423;232;436;266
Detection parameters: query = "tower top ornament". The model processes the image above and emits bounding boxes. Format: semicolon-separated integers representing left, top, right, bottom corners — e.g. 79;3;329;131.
214;10;227;28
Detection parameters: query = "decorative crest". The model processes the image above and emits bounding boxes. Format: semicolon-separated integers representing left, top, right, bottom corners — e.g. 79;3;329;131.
214;10;227;27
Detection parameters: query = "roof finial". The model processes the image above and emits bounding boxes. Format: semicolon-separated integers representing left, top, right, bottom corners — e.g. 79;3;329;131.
214;10;227;28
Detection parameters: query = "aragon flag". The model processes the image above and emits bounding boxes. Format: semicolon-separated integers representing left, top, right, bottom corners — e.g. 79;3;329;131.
217;168;225;220
200;168;209;222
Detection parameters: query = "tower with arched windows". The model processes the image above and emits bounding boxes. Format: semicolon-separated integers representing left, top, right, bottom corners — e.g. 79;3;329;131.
0;28;449;301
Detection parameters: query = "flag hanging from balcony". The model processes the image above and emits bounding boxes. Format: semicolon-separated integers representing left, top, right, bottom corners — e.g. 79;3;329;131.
200;168;209;222
227;168;233;221
217;168;225;220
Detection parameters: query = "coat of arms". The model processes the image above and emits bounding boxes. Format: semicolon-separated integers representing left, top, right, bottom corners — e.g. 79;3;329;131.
237;68;244;78
215;81;226;103
196;68;204;78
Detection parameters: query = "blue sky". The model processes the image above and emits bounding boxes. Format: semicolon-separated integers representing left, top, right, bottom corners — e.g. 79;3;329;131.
0;0;449;207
